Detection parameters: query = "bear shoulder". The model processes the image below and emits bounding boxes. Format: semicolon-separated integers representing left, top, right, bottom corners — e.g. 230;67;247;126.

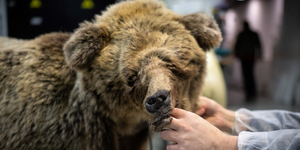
0;32;75;105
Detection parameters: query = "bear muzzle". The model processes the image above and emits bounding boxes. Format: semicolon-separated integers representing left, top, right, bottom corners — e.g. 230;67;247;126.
145;90;173;132
145;90;171;114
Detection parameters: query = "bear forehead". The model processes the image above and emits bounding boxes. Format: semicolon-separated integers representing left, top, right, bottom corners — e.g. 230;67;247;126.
94;0;203;56
96;0;183;34
94;0;206;74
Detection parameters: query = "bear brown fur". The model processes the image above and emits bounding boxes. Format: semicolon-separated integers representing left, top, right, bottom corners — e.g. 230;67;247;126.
0;0;222;150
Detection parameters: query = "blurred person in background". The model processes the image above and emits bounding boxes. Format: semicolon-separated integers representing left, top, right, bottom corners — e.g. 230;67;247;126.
161;97;300;150
235;21;262;102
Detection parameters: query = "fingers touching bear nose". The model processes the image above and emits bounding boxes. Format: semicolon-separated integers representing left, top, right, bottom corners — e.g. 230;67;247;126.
145;90;171;113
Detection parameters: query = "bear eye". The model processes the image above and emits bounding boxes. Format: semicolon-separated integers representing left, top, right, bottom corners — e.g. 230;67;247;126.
127;75;137;87
166;63;176;69
166;63;187;79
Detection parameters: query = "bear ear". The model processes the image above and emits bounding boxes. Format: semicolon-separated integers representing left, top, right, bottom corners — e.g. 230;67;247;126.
178;12;222;51
63;22;110;70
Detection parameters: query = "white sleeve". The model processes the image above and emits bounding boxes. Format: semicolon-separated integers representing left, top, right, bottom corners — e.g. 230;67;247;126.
232;108;300;134
238;129;300;150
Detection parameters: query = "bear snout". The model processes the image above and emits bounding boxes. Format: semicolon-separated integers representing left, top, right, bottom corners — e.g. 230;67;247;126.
145;90;171;114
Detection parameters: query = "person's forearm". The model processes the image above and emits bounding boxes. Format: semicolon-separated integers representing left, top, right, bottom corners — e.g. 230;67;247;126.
225;135;238;150
238;129;300;150
215;134;238;150
220;108;236;133
233;108;300;134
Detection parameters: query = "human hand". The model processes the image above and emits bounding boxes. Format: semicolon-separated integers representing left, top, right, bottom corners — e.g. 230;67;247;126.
195;96;235;133
160;108;238;150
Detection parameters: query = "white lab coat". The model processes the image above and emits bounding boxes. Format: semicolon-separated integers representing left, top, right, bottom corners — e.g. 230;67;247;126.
233;108;300;150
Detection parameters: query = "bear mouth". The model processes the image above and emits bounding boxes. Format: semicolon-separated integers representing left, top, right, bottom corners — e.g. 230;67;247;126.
149;99;180;132
145;90;181;132
149;113;173;132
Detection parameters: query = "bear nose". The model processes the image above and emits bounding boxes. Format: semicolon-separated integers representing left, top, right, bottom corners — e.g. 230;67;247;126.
145;90;170;113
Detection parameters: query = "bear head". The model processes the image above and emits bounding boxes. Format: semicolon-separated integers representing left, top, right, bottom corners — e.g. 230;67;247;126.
63;0;222;132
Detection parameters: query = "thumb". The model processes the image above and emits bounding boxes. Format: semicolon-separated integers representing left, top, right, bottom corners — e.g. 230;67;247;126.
195;107;206;116
171;108;187;119
195;96;208;116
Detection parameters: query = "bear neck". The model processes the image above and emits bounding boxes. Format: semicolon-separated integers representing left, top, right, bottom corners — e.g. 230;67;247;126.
64;72;149;136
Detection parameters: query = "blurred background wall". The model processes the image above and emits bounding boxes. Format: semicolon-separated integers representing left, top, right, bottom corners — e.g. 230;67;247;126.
271;0;300;106
221;0;284;107
220;0;300;110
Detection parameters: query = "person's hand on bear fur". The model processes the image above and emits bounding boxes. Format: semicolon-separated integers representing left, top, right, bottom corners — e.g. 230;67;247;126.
195;96;236;133
160;108;238;150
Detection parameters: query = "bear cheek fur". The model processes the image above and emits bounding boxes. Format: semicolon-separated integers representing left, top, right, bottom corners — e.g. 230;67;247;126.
83;45;149;135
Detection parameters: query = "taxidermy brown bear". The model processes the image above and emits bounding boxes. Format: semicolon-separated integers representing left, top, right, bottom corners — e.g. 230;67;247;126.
0;0;222;149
